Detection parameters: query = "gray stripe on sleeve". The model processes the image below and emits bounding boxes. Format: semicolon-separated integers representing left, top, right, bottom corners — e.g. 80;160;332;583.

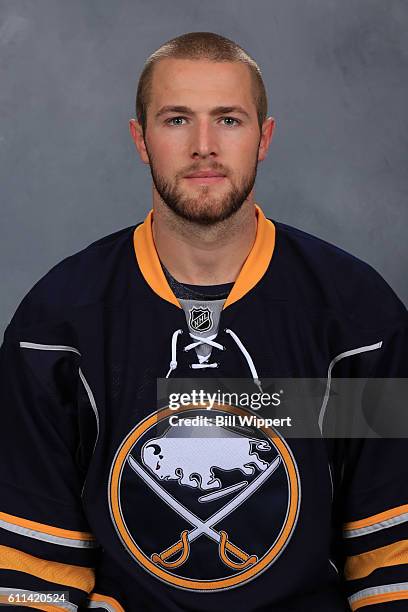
344;512;408;538
349;582;408;605
318;341;383;432
88;601;118;612
19;342;81;355
0;518;97;548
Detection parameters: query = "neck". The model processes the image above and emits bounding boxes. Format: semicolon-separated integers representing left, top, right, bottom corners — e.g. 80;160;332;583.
151;196;258;286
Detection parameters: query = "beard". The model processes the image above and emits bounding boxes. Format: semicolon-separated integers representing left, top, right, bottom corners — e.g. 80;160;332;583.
145;148;259;226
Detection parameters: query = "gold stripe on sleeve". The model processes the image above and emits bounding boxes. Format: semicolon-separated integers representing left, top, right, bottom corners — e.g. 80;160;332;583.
345;540;408;581
88;592;125;612
0;544;95;593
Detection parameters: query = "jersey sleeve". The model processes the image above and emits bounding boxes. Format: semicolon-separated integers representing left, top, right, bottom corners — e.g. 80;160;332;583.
0;329;100;611
340;320;408;610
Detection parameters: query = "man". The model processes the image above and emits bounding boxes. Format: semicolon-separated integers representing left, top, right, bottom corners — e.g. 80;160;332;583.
0;31;407;612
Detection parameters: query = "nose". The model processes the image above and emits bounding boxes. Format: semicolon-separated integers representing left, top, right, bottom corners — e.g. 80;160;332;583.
189;118;218;159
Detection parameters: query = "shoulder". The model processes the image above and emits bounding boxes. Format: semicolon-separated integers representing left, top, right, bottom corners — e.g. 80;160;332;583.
271;220;407;330
5;224;139;336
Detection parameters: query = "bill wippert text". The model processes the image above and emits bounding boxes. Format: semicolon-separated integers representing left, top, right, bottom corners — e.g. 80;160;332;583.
168;415;292;428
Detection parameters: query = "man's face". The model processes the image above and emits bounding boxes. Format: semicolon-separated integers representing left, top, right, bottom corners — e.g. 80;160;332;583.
133;59;272;226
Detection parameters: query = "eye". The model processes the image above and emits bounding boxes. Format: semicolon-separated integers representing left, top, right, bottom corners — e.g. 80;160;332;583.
220;117;241;126
166;116;188;126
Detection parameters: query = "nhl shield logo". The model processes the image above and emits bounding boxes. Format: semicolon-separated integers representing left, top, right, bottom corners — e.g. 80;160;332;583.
189;307;213;332
109;403;301;592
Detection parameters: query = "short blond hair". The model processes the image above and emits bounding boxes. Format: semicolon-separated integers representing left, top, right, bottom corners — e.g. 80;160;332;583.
135;31;268;135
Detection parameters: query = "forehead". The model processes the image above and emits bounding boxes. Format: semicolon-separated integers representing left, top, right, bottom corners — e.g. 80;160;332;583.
149;58;255;111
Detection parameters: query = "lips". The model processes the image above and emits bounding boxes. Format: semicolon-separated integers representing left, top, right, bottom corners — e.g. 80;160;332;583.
184;170;225;178
184;170;226;185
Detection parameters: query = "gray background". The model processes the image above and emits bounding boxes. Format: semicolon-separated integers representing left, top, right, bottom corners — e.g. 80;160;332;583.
1;0;407;337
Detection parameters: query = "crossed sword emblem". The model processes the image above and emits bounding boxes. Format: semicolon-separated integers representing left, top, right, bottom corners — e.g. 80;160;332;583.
128;454;281;570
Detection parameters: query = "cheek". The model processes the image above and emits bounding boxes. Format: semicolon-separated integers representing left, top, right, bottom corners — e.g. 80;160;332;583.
150;128;188;154
226;149;258;176
149;147;177;175
148;136;184;170
220;132;259;159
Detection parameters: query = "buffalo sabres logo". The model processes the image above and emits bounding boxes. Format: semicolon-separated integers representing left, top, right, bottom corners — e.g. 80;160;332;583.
189;307;213;332
109;403;300;591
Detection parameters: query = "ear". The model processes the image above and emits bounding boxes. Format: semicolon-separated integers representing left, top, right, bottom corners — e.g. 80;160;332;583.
129;118;150;164
258;116;276;162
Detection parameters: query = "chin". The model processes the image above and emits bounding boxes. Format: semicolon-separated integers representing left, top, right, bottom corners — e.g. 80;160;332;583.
176;203;242;226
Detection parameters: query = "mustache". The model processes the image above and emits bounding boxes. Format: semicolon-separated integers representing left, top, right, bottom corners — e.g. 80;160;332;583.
178;164;228;178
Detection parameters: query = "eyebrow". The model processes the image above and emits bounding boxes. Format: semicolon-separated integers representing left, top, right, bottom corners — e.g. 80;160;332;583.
155;105;251;119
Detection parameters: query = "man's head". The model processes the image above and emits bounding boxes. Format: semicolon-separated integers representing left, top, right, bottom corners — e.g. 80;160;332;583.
129;32;275;226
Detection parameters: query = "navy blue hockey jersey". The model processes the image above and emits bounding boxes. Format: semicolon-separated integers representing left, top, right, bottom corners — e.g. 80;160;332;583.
1;205;408;611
